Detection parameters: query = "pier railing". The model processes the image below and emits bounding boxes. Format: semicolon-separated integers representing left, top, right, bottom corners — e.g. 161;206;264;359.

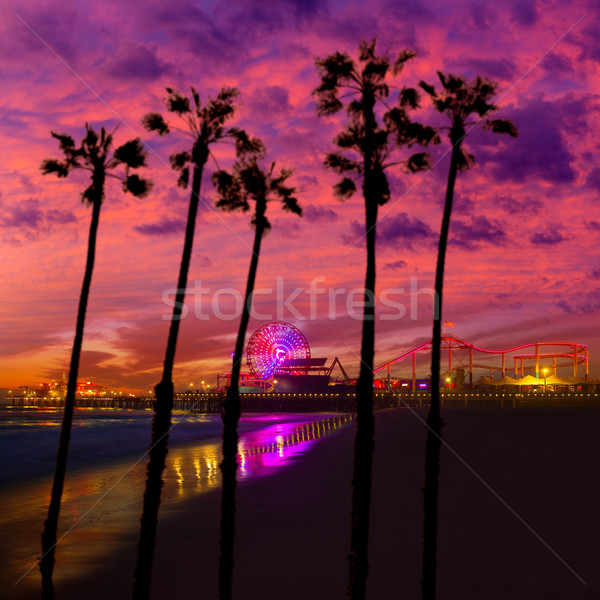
4;390;599;412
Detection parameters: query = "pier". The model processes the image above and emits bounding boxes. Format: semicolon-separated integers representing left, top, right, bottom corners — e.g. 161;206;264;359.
4;389;599;412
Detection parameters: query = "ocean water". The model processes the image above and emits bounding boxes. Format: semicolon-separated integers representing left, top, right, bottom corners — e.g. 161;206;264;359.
0;407;354;486
0;407;353;598
1;408;223;487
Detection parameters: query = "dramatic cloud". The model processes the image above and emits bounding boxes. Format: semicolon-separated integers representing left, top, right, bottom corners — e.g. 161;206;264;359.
0;198;77;239
584;220;600;232
494;195;545;214
444;57;516;81
377;212;437;250
103;43;171;81
303;204;339;223
529;228;566;245
557;292;600;315
450;215;508;250
134;218;185;236
585;167;600;193
478;96;584;184
509;0;538;26
245;86;292;119
383;259;408;271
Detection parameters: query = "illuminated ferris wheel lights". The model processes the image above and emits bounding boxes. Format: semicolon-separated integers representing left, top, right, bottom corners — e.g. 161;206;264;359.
246;321;311;380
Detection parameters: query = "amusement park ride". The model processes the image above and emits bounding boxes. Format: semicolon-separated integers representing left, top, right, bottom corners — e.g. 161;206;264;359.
373;337;589;390
218;321;591;393
217;321;351;393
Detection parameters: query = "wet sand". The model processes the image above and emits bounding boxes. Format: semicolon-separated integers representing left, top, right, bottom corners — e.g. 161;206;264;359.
4;408;600;599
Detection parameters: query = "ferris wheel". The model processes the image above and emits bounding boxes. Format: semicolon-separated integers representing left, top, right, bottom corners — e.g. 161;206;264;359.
246;321;311;380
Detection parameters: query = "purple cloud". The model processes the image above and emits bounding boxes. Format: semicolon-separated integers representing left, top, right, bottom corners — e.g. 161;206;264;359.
135;218;185;236
585;220;600;232
529;228;566;245
104;43;171;81
383;259;408;271
541;52;573;75
585;167;600;193
0;198;76;235
479;96;577;184
1;199;44;229
384;0;432;21
377;212;436;250
445;57;516;81
466;3;495;30
557;290;600;315
494;195;544;214
303;204;339;223
510;0;538;26
450;215;507;250
245;86;292;118
46;209;77;225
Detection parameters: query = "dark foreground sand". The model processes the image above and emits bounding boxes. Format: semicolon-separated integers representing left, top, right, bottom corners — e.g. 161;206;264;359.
7;407;600;599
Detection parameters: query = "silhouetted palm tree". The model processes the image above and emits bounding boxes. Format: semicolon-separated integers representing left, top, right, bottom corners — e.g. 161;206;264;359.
418;72;517;600
39;124;151;600
134;87;260;599
313;39;437;600
212;155;301;600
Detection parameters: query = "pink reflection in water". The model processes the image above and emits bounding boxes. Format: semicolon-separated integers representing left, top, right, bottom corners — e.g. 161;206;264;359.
1;414;353;597
237;416;352;479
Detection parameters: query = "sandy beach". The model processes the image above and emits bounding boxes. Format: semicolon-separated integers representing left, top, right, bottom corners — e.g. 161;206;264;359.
3;407;600;599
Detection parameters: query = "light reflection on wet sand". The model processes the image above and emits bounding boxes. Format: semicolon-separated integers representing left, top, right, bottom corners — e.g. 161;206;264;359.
0;414;352;598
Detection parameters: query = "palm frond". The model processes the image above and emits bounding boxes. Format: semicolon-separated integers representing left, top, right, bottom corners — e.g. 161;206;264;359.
399;87;420;109
114;139;148;168
372;163;390;205
40;158;70;177
333;177;357;199
169;150;191;171
485;118;518;137
190;87;201;111
80;183;99;206
83;124;99;150
281;195;302;216
124;174;153;198
456;148;476;171
205;88;239;127
419;80;437;97
406;152;431;173
50;132;75;151
358;38;377;62
325;152;361;175
212;169;247;211
141;112;170;136
250;212;271;231
314;51;355;89
177;167;190;189
166;89;191;115
315;92;344;116
229;128;266;159
392;49;416;75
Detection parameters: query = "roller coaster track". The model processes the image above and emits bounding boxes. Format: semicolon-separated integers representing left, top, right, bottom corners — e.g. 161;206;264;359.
373;336;589;381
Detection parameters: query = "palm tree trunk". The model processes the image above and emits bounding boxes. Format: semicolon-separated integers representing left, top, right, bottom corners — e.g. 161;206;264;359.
219;204;265;600
348;91;377;600
133;163;203;600
40;182;104;600
421;140;460;600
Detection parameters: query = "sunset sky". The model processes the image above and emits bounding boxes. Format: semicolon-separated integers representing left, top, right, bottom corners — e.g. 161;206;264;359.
1;0;598;393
